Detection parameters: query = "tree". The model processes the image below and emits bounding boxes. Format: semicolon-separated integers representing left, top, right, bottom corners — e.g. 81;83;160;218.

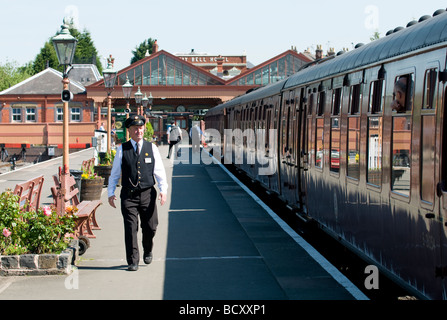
0;60;33;92
370;31;380;42
32;41;60;74
33;22;103;75
131;38;156;65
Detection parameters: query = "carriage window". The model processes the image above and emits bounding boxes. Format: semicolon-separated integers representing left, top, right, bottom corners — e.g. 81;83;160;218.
308;93;314;115
392;74;414;113
349;84;362;114
315;118;324;169
332;88;342;115
330;88;342;173
347;84;361;179
423;68;437;109
367;80;384;185
367;117;383;186
347;117;360;179
317;91;325;116
368;80;385;113
392;116;411;196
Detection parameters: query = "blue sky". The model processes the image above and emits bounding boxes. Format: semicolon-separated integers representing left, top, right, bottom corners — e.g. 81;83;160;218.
1;0;446;71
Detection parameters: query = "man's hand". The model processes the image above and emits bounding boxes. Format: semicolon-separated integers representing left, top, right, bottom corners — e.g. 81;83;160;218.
159;193;167;206
108;195;117;208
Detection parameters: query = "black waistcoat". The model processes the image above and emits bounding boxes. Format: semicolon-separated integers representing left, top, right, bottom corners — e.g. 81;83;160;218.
121;140;155;190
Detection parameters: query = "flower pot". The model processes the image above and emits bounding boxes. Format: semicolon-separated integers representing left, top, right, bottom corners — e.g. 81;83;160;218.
80;177;104;201
94;165;112;186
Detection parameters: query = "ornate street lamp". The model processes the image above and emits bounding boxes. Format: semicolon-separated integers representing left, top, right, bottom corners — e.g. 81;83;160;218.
135;87;143;116
122;75;133;140
102;55;118;153
51;18;77;214
52;18;78;75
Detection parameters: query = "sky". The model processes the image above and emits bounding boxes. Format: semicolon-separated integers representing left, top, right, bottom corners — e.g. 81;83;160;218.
1;0;446;71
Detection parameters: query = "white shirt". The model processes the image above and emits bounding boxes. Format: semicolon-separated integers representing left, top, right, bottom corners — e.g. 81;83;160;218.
107;139;168;198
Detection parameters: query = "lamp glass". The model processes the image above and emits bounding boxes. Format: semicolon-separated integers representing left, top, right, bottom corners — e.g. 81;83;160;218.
135;87;143;104
122;76;133;99
103;66;117;89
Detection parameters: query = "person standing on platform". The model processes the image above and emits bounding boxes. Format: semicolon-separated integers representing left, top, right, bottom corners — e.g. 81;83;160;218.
167;120;182;158
108;115;168;271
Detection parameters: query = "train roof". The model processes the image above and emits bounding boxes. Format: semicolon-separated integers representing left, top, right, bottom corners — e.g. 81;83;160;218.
206;78;287;116
284;10;447;89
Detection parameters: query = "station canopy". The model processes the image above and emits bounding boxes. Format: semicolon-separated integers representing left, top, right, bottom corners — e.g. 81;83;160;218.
114;51;225;87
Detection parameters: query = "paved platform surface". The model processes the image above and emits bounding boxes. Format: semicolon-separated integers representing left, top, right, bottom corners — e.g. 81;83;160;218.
0;145;368;301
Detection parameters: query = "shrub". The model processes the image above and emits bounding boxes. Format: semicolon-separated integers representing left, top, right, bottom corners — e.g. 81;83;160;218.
0;191;76;255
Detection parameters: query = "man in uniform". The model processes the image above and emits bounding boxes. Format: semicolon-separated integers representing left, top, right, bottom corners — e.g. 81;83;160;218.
108;115;168;271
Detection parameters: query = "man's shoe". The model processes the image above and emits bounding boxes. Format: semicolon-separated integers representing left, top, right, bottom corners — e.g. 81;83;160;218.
128;264;139;271
144;252;153;264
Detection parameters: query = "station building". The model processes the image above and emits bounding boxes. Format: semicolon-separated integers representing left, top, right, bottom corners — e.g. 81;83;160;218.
0;41;314;158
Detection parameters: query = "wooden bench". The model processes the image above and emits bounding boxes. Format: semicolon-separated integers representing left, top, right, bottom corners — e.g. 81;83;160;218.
13;175;45;212
51;172;102;254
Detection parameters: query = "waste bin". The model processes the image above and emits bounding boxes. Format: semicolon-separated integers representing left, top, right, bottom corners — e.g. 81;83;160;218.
98;152;106;164
70;169;83;196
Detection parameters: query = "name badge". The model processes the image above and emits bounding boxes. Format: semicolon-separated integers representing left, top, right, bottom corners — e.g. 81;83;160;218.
145;158;152;164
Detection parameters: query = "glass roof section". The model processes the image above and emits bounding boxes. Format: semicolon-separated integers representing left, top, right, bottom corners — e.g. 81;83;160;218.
117;53;224;86
227;53;308;86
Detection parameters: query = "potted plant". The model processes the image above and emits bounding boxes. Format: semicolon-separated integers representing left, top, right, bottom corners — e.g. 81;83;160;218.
0;191;76;255
94;149;116;186
80;166;104;201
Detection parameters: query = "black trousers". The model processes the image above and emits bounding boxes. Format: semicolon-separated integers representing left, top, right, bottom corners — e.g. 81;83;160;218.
168;140;179;158
120;187;158;265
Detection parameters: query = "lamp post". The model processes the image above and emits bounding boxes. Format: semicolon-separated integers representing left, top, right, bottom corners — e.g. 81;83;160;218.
102;55;118;153
135;87;143;116
147;92;153;111
52;18;77;214
142;93;149;119
122;75;133;141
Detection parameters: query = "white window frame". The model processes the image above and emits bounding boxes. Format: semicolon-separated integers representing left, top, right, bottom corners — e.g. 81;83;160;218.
26;107;36;122
12;108;22;122
70;107;81;122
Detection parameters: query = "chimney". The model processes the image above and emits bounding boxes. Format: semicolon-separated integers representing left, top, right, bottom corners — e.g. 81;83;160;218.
216;55;224;74
153;40;159;53
315;45;323;60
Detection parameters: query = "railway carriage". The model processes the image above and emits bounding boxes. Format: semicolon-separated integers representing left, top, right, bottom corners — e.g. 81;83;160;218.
205;9;447;299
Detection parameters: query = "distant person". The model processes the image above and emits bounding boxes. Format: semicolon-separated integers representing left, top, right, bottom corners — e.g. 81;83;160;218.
99;122;105;131
391;76;408;112
190;123;204;154
167;121;182;159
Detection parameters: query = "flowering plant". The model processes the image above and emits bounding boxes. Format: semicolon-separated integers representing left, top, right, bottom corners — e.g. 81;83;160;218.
0;191;76;255
99;149;116;166
81;166;101;180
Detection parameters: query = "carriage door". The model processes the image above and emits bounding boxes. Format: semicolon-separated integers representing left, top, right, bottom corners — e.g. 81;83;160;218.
438;75;447;285
279;90;297;204
297;87;308;212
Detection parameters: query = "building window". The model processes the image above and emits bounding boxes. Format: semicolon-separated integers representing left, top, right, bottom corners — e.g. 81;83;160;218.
26;107;36;122
12;108;22;122
71;107;81;122
56;108;63;122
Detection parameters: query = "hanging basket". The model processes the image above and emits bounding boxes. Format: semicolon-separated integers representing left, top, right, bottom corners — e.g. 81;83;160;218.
80;177;104;201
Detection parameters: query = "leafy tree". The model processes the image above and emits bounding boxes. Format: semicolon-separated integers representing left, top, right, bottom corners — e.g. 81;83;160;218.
131;38;156;64
32;41;60;74
370;31;380;42
0;60;33;92
33;22;102;75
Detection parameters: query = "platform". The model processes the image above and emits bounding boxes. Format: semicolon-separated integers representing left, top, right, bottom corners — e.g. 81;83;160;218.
0;145;368;301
